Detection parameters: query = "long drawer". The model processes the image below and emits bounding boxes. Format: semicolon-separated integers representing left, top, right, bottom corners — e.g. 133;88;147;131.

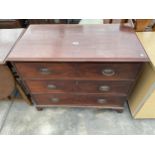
25;80;132;95
32;93;126;108
14;62;141;80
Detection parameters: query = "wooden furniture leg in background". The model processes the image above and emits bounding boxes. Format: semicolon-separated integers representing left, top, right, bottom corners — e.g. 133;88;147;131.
0;65;15;100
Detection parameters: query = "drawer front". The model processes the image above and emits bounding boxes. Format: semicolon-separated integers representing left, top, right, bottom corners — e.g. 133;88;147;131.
32;93;126;108
15;62;77;79
25;80;132;95
25;80;75;94
14;62;141;80
77;80;132;95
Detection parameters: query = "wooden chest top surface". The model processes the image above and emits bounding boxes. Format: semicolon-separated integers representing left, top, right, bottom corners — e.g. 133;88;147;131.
8;24;148;62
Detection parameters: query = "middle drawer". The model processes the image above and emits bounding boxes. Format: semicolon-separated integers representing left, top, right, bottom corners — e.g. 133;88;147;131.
25;80;132;95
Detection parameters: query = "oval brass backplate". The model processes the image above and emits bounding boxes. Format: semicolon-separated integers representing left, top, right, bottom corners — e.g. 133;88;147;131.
102;68;115;76
47;84;57;89
40;68;52;74
99;85;110;92
98;98;107;104
50;97;60;103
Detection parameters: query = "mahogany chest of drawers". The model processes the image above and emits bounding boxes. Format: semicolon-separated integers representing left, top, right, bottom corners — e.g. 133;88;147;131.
7;24;148;112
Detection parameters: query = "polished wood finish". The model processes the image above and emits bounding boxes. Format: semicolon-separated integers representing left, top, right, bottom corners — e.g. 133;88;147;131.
8;24;148;62
33;93;125;108
25;80;132;95
13;61;143;111
14;62;142;80
8;24;148;111
76;80;132;95
25;80;76;94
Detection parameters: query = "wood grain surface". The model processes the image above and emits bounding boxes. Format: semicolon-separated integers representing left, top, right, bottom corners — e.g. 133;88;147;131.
8;24;148;62
25;80;132;95
14;62;142;80
33;93;126;108
0;65;15;99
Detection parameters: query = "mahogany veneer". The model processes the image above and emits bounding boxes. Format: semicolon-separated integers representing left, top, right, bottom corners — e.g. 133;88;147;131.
8;24;149;112
14;62;141;80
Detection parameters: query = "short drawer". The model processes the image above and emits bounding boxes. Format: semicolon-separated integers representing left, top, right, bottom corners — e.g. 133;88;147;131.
25;80;132;95
77;80;132;95
14;62;142;80
32;93;126;108
25;80;76;94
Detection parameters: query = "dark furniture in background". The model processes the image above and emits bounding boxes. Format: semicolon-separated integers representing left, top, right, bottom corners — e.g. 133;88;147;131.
24;19;81;26
0;20;23;28
0;19;154;31
0;19;81;29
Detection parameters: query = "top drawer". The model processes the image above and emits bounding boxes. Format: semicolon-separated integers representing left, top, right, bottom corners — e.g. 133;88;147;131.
14;62;142;80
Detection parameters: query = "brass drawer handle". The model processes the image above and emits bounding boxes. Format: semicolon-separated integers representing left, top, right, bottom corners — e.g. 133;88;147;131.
47;84;57;90
99;85;110;92
102;68;115;76
98;98;107;104
39;68;52;74
49;97;60;103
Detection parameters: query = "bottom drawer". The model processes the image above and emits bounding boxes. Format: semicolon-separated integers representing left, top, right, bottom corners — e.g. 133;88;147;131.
32;94;126;109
